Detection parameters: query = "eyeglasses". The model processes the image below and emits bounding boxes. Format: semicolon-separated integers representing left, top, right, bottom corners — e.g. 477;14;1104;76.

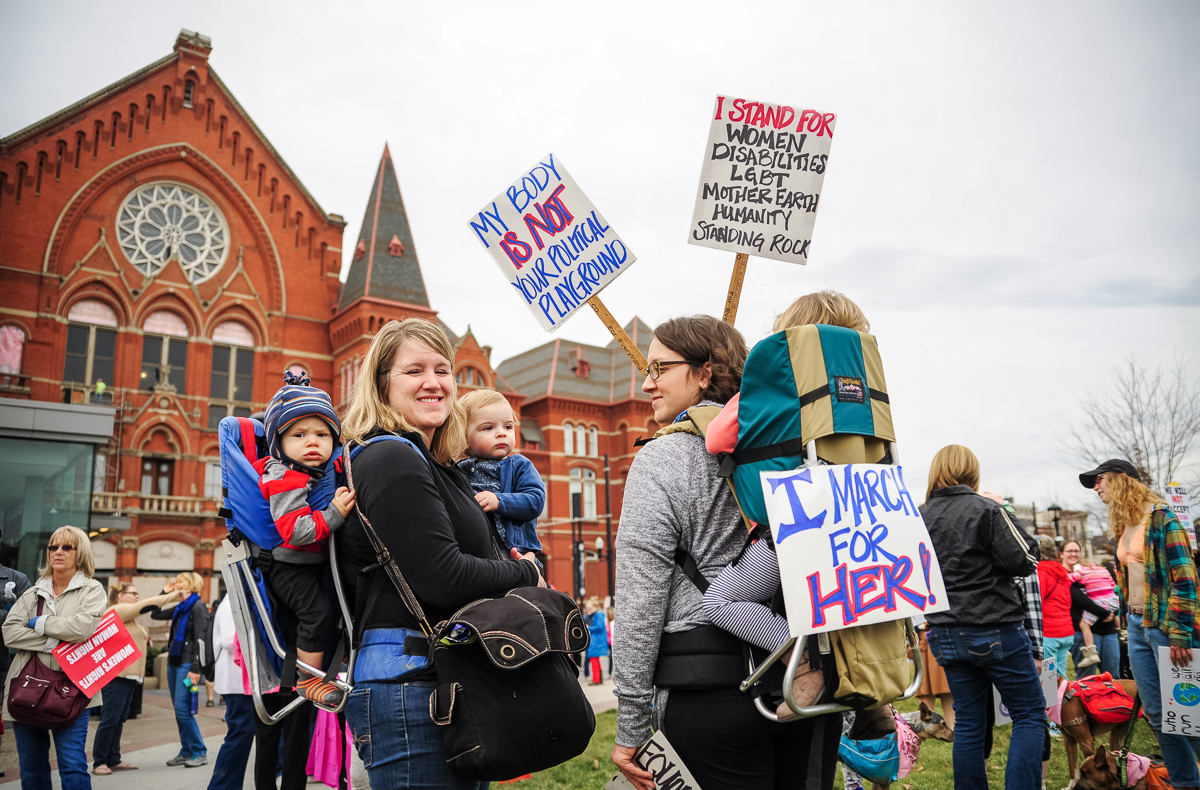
645;360;691;381
121;589;139;597
47;544;77;553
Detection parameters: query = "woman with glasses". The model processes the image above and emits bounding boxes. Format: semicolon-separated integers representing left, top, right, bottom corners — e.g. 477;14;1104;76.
91;582;184;775
1061;540;1120;679
2;526;107;790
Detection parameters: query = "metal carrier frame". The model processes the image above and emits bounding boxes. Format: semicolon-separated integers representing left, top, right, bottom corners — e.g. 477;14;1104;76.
739;440;925;721
219;535;357;724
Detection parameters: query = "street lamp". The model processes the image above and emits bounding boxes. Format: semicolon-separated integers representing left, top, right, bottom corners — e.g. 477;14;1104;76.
1048;504;1063;541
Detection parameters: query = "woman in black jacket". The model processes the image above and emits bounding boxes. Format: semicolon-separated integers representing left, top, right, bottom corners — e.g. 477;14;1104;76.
337;318;543;790
920;445;1044;790
150;571;211;767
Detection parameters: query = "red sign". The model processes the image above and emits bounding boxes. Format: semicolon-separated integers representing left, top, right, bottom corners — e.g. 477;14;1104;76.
52;610;141;698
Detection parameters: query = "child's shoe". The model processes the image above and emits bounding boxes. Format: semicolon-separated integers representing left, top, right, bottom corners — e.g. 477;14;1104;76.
1078;644;1101;668
297;670;345;708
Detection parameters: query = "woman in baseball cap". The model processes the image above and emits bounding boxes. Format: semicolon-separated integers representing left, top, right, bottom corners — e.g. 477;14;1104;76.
1082;459;1200;788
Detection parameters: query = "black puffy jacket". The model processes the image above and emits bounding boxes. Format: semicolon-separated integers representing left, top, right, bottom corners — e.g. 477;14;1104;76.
921;485;1039;629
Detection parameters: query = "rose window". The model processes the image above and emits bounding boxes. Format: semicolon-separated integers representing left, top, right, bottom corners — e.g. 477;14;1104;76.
116;182;229;282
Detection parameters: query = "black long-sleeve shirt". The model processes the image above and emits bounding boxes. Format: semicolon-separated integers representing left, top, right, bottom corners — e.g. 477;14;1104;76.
1070;581;1119;636
337;430;539;641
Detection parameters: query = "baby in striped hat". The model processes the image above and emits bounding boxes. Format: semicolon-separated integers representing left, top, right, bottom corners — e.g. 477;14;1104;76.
257;370;354;708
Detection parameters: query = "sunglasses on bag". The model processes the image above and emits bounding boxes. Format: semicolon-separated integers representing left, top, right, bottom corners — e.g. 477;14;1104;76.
47;544;78;553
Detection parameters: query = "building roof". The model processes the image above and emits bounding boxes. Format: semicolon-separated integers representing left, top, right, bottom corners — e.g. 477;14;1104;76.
495;317;654;404
0;30;341;227
338;144;430;310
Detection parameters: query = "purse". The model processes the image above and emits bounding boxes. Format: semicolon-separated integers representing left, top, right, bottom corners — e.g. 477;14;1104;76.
344;445;596;781
6;599;90;729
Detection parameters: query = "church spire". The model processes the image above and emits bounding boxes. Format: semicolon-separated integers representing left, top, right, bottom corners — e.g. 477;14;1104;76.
338;144;429;310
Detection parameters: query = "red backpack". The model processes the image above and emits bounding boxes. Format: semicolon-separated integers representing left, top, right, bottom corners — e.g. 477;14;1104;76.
1066;673;1135;724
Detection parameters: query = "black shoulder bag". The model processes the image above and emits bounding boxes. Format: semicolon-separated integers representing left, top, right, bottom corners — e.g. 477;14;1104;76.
344;443;595;781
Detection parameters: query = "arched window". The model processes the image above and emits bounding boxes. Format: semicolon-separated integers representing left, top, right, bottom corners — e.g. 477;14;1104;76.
563;422;574;456
63;299;118;396
15;163;25;203
231;131;240;165
294;212;303;246
183;79;195;108
92;121;102;160
141;310;189;393
588;426;599;457
569;468;597;520
307;228;315;260
583;468;597;519
110;112;120;150
128;104;137;140
0;325;26;379
55;140;66;181
35;152;46;196
282;195;291;227
576;424;587;458
569;467;581;518
270;179;278;214
244;148;253;182
205;99;212;133
161;86;171;121
74;131;84;170
145;94;155;130
0;172;6;215
257;165;265;197
209;321;255;429
218;117;227;151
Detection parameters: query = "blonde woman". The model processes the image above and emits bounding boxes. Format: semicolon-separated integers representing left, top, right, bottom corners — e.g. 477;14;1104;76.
91;582;183;774
1083;459;1200;789
150;571;210;768
920;446;1042;790
337;318;543;790
2;526;106;790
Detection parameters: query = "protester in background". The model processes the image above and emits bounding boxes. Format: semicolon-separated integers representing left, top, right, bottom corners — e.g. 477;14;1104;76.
606;606;615;677
915;622;956;730
254;692;314;790
1063;540;1121;678
151;571;210;768
615;316;836;790
0;528;31;779
207;596;255;790
1084;459;1200;789
336;319;542;790
2;526;106;790
1037;537;1075;680
922;446;1043;790
91;582;183;775
584;597;608;685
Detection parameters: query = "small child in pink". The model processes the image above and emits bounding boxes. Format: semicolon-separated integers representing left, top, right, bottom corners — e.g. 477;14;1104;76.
1071;563;1119;668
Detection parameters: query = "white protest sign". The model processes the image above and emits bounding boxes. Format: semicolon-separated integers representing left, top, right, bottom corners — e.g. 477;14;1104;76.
1160;646;1200;735
688;95;836;265
760;464;949;637
993;665;1059;726
468;154;636;332
1166;483;1196;552
605;730;701;790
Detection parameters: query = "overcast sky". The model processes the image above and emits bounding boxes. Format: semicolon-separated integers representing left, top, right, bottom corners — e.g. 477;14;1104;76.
4;1;1198;518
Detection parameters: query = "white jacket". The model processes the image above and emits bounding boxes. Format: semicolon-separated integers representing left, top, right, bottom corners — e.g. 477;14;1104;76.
211;597;246;695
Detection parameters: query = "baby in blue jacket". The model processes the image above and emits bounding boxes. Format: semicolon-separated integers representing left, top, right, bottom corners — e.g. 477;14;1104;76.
457;389;546;558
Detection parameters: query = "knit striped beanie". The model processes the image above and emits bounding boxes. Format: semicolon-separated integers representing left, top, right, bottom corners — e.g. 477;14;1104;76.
263;370;341;459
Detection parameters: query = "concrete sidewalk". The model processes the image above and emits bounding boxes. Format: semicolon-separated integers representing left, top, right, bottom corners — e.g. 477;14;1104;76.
1;676;618;789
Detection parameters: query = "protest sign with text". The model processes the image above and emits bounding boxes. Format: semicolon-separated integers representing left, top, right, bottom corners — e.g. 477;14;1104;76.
1159;646;1200;735
689;95;836;265
1166;483;1196;552
604;730;701;790
760;464;949;636
469;154;636;332
52;609;141;698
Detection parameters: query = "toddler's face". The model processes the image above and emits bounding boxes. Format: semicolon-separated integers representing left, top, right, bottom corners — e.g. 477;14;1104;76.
281;416;335;467
466;401;516;459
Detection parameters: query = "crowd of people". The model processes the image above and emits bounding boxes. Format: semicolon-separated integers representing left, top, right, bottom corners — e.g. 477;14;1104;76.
2;292;1198;790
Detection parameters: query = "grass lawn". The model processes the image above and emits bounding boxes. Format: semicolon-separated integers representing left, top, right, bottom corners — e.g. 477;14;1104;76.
515;697;1159;789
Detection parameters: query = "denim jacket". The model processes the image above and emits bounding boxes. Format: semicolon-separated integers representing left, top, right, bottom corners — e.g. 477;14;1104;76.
496;453;546;553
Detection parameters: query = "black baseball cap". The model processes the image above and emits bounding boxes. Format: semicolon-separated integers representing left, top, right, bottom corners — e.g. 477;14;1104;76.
1079;459;1140;489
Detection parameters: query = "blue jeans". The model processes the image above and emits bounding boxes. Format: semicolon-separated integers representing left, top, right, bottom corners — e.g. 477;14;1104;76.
92;676;137;768
927;624;1046;790
208;693;255;790
167;662;207;758
345;679;488;790
1071;630;1121;679
13;715;91;790
1127;614;1200;789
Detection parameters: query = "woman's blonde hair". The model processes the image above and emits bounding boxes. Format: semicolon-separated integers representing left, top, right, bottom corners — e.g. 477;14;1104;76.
341;318;467;463
925;445;981;501
773;291;870;334
1104;471;1166;542
40;526;94;579
175;572;204;595
458;389;517;425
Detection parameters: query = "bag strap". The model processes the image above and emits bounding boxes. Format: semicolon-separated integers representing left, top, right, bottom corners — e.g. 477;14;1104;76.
342;436;436;641
1118;692;1142;787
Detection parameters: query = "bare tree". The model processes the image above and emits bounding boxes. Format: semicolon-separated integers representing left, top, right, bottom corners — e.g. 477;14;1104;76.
1069;355;1200;490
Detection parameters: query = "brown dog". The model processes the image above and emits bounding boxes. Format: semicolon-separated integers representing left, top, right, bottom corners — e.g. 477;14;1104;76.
1071;745;1165;790
1061;678;1139;786
859;702;956;790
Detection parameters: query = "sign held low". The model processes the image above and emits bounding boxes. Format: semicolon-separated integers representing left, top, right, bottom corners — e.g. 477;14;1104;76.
469;154;636;332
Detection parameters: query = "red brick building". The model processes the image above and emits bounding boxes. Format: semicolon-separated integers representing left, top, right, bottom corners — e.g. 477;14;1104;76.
0;29;652;601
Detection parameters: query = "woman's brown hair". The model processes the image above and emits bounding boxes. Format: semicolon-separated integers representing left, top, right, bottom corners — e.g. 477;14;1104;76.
652;315;747;404
108;582;135;606
925;444;981;501
1104;472;1167;542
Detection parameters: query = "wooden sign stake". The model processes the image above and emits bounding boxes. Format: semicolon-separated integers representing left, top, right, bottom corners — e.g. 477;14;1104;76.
587;296;647;375
722;253;750;325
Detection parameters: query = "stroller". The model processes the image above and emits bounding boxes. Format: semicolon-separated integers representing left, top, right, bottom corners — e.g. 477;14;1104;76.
215;416;356;723
713;324;925;721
